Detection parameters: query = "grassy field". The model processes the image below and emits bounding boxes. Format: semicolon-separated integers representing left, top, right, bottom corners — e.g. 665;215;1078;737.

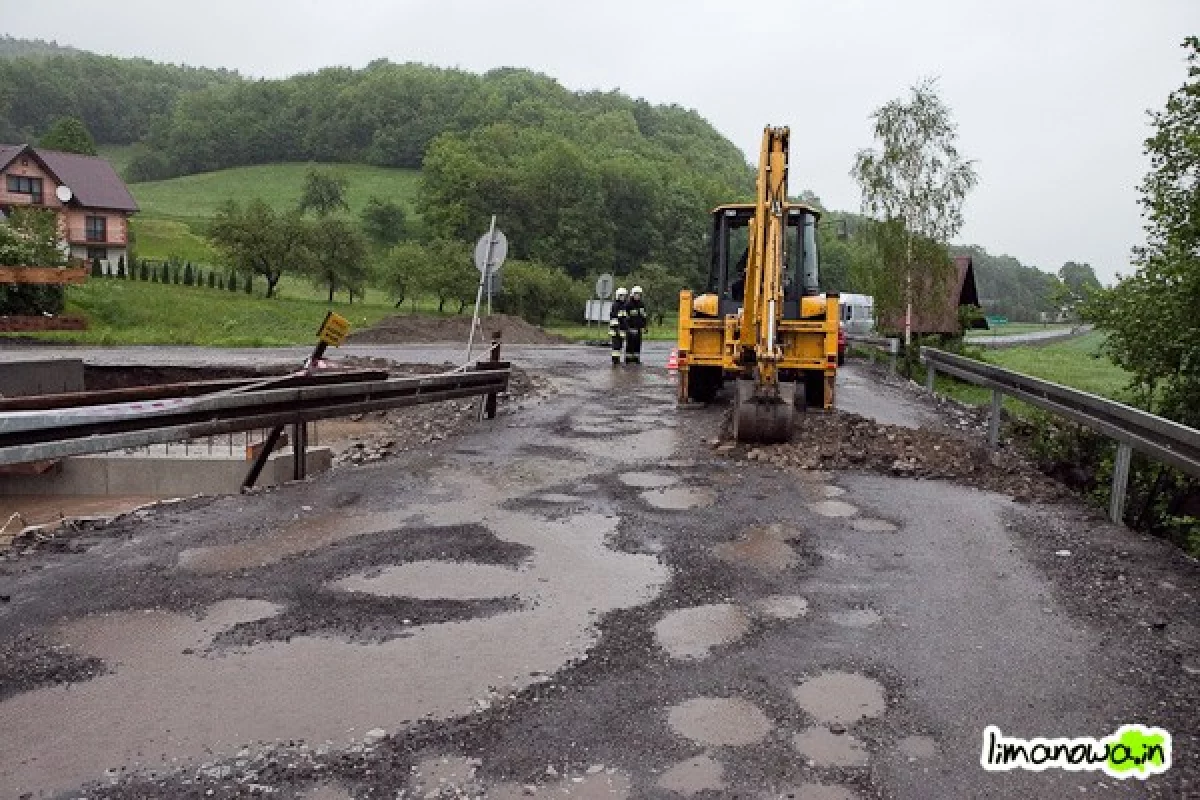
121;162;422;263
931;331;1131;408
129;163;422;222
10;280;400;347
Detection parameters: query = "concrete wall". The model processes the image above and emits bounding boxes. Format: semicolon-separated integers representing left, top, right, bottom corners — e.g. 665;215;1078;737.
0;359;85;397
0;447;333;498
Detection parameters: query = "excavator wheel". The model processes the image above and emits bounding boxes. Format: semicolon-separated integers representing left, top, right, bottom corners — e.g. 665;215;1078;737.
732;379;795;443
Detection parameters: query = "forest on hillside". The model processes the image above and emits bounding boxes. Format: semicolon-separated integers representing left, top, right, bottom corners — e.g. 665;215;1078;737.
0;39;1087;322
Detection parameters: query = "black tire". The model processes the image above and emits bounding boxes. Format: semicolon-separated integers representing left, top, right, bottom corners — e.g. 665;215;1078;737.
837;351;846;366
803;371;825;409
688;366;722;403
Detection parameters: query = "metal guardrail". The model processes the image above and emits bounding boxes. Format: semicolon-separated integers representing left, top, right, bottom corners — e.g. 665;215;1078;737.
922;347;1200;523
846;333;900;374
0;366;511;481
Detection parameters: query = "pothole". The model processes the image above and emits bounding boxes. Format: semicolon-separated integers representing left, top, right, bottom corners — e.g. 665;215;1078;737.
667;696;773;746
329;561;527;600
791;672;886;724
808;500;859;518
618;471;679;489
770;786;862;800
538;492;584;504
640;487;716;510
654;603;750;660
896;734;939;760
656;754;726;794
713;523;800;571
754;594;810;620
849;517;898;533
828;609;882;628
792;727;870;767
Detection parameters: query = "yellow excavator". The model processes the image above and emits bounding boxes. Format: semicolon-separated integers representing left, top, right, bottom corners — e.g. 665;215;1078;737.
676;126;839;443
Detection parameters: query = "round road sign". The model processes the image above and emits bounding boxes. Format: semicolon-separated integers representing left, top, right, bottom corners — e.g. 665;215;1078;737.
474;230;508;274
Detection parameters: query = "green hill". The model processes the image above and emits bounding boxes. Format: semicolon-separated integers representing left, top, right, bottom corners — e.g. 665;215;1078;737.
126;162;422;263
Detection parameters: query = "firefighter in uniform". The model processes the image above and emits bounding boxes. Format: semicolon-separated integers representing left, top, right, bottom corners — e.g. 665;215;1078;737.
624;285;647;364
609;286;629;366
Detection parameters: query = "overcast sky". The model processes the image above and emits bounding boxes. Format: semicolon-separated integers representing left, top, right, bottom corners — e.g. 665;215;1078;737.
4;0;1196;281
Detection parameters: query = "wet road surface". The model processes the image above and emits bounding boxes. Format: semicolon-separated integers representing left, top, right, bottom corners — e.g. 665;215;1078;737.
0;352;1194;798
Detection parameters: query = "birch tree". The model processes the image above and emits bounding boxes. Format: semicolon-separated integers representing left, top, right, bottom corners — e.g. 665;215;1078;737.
852;79;978;344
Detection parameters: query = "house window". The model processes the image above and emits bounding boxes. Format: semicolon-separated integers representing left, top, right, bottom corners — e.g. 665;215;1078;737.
85;216;107;242
87;246;108;261
6;175;43;204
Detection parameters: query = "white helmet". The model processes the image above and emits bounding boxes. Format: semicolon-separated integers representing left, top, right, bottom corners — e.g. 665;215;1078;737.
615;287;629;300
630;285;643;297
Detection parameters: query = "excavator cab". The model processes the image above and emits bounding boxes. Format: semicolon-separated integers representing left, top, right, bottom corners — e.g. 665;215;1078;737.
705;205;823;318
677;126;840;443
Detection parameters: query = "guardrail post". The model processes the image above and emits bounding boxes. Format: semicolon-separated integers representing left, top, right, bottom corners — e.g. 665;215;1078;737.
889;338;899;376
292;420;307;480
484;331;502;420
925;361;936;393
988;390;1002;449
1109;443;1132;524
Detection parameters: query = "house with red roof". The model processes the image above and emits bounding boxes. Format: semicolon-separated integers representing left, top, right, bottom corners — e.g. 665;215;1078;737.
0;144;138;272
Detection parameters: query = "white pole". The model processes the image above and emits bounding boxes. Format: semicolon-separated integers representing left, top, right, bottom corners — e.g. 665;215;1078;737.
466;215;497;363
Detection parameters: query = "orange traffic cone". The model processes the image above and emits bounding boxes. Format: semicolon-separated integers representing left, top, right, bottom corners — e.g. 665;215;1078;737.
666;349;679;371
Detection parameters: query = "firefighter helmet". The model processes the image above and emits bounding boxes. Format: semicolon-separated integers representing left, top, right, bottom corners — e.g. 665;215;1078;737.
615;287;629;300
630;285;643;297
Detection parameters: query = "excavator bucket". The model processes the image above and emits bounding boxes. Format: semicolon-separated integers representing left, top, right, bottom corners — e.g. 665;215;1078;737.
732;379;795;443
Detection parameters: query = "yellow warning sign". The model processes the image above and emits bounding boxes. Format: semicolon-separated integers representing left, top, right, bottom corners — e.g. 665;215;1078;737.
317;311;350;346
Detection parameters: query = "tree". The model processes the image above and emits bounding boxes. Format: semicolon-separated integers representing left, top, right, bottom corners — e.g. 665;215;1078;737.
0;208;67;315
208;199;311;298
297;168;349;217
90;256;103;278
116;255;126;278
1085;38;1200;427
307;216;368;303
424;239;476;313
38;116;97;155
381;241;432;309
360;195;407;248
183;262;194;286
851;79;978;344
139;260;149;281
1055;261;1102;318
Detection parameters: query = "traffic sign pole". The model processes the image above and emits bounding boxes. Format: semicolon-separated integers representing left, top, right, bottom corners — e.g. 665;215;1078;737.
466;215;497;364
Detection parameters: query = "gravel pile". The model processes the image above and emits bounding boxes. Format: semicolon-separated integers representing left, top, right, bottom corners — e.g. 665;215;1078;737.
724;410;1071;503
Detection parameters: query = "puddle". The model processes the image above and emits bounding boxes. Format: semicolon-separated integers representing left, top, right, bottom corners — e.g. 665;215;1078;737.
667;696;773;746
896;734;938;760
754;594;809;620
849;518;898;533
0;478;667;798
617;471;679;489
640;487;716;510
490;769;631;799
792;727;869;767
301;787;354;800
808;500;859;518
411;754;481;795
539;492;584;504
656;754;725;794
713;523;800;571
791;672;886;724
654;603;750;660
771;786;861;800
329;561;528;601
828;609;882;628
822;485;847;498
567;427;679;464
178;510;410;572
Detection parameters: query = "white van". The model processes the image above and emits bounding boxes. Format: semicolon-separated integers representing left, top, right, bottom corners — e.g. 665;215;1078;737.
839;293;875;335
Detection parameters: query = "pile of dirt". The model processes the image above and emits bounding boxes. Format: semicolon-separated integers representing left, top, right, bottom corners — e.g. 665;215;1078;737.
727;411;1072;503
349;313;568;345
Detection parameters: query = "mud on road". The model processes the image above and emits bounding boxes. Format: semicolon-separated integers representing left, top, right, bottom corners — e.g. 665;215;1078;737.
0;359;1196;799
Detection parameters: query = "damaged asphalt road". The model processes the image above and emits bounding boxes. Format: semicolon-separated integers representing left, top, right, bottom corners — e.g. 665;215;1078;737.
0;357;1196;799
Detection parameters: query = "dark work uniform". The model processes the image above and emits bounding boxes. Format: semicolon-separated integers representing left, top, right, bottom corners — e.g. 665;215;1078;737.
624;297;647;364
609;298;627;365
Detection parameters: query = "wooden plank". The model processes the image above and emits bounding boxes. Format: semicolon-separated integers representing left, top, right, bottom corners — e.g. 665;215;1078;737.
0;315;88;332
0;266;89;285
